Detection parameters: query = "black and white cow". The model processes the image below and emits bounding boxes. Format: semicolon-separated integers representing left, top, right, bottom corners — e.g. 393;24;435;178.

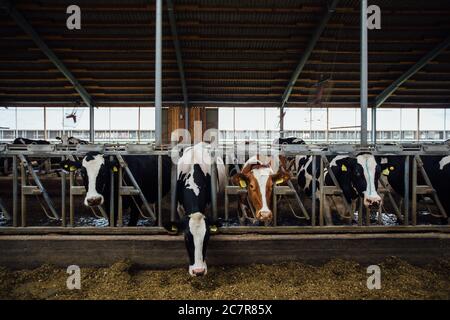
379;155;450;220
272;137;306;145
56;136;89;145
61;151;171;226
166;142;227;276
12;137;50;145
297;153;388;223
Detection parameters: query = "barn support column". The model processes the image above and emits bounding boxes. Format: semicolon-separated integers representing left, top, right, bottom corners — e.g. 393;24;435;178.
360;0;368;146
371;107;377;144
155;0;163;146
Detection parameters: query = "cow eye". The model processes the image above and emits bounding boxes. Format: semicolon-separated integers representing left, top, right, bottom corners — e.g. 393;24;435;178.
249;183;255;189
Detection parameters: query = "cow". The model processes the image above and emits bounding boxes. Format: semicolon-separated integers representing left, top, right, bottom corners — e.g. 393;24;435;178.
61;151;171;226
379;155;450;222
165;142;227;277
231;154;290;223
297;153;389;224
56;136;89;145
273;137;306;145
12;137;50;145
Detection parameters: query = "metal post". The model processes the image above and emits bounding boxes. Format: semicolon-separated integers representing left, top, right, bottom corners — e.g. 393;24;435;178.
109;155;115;226
61;156;66;227
158;154;163;226
12;155;18;227
404;156;410;225
417;108;420;142
69;172;74;227
170;161;178;222
155;0;163;146
89;106;95;143
311;155;317;226
360;0;368;145
20;160;26;227
412;156;417;226
117;166;123;227
319;156;324;226
371;107;377;144
210;150;218;221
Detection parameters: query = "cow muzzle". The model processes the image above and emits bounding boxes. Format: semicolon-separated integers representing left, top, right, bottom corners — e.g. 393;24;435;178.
189;264;208;277
256;210;273;221
364;195;381;210
85;195;104;207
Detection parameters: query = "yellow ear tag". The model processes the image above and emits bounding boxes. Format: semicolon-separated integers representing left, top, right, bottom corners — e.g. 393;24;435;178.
210;225;218;233
239;179;247;188
389;166;395;171
382;168;390;176
69;165;77;172
171;225;178;233
112;166;118;172
341;164;347;172
275;178;284;185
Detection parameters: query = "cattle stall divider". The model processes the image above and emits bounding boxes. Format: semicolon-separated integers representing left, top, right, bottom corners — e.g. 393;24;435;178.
0;142;449;230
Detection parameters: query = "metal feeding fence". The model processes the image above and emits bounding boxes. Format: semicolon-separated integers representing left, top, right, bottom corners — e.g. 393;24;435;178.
0;142;449;231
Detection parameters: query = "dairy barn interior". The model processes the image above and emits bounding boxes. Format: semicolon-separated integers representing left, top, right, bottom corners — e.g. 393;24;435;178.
0;0;449;300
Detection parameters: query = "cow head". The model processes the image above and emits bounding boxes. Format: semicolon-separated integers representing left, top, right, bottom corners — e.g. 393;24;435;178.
165;214;219;277
232;162;290;221
334;154;384;209
60;152;118;207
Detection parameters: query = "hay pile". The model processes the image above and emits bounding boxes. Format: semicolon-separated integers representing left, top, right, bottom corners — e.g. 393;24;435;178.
1;258;449;300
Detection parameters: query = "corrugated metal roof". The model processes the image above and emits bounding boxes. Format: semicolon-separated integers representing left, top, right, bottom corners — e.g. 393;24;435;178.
0;0;449;107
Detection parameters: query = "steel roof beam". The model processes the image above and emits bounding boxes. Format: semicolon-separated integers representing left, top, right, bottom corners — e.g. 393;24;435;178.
166;0;189;129
0;0;94;108
375;36;450;108
280;0;339;110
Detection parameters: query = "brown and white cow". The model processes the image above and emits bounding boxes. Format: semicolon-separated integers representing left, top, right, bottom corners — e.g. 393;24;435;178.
231;155;290;223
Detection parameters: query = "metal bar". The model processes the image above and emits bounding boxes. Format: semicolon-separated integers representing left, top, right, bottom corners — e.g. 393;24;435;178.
157;154;163;226
155;0;163;146
417;156;447;218
280;0;339;109
311;155;317;226
18;154;59;220
117;166;123;227
69;172;74;227
89;106;95;143
371;107;377;144
109;155;115;227
287;180;310;220
210;150;218;221
20;160;26;227
61;156;66;227
404;156;410;225
375;36;450;108
319;156;324;226
0;0;94;109
358;198;363;226
170;161;177;222
272;186;278;226
12;156;18;227
166;0;189;130
412;155;417;226
360;0;368;145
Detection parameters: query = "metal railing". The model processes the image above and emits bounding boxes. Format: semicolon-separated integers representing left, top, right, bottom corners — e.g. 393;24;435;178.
0;142;449;230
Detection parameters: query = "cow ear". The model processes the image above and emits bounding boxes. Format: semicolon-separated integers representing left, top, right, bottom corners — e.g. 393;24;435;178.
380;163;394;176
272;170;290;185
107;157;120;173
60;160;81;172
163;221;183;235
232;173;248;188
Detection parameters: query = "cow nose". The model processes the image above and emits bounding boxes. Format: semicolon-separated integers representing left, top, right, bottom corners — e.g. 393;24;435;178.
364;196;381;209
86;196;102;206
192;268;206;277
257;210;272;221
